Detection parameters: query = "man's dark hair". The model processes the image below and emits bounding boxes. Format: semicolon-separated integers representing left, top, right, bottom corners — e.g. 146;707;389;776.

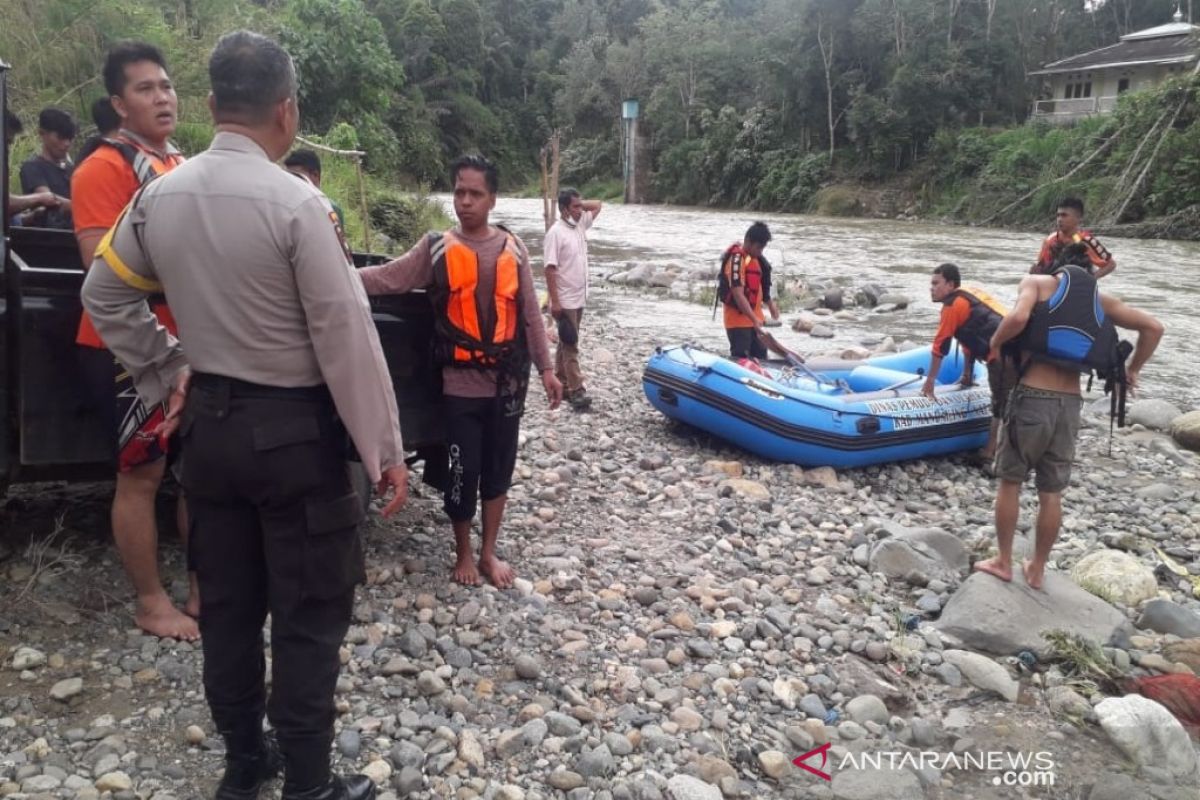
1058;196;1085;215
1053;243;1092;270
557;186;580;212
91;97;120;134
209;31;297;123
284;149;322;177
4;109;23;138
933;263;962;287
745;221;772;247
103;41;168;97
451;154;499;194
37;108;77;139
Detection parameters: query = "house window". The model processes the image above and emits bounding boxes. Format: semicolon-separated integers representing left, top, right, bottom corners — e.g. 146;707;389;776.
1118;78;1130;93
1083;82;1092;98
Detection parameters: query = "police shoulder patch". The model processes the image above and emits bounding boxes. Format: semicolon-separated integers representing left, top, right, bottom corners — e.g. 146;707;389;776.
329;210;353;264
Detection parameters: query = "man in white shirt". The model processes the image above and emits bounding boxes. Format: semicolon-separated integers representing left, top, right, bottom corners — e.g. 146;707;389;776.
543;188;601;410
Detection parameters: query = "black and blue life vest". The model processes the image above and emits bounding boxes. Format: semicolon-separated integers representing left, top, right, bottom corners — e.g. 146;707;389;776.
1020;265;1123;376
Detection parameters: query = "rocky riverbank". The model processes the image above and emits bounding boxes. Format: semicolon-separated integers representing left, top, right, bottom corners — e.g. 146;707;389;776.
3;299;1200;800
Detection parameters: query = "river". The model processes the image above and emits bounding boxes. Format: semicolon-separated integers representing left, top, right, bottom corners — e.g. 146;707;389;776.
434;196;1199;410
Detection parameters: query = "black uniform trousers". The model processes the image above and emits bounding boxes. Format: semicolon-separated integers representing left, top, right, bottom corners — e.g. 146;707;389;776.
180;373;365;791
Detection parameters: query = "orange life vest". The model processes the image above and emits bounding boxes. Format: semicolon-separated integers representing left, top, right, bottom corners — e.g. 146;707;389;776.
430;229;524;368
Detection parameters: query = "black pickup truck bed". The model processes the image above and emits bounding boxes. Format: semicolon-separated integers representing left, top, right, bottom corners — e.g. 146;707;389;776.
0;226;444;493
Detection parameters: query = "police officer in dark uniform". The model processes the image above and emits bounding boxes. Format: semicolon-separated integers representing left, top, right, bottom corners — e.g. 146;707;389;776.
82;31;407;800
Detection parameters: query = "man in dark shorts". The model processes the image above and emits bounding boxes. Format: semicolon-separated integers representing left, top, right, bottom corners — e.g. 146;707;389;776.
719;222;772;359
922;263;1015;463
359;155;562;588
975;271;1162;590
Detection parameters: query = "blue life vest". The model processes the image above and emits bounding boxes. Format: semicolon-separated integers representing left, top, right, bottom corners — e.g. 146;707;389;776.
1020;265;1122;377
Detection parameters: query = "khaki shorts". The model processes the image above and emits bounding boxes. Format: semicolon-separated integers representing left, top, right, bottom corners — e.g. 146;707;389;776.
986;358;1018;420
994;385;1082;493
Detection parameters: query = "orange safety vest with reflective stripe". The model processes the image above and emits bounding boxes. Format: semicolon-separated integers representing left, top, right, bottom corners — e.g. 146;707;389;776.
430;229;524;368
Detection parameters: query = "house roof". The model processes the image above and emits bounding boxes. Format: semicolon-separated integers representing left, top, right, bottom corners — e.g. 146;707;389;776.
1030;24;1200;76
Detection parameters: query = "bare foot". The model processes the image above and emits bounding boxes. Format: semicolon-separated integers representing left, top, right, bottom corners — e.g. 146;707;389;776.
184;572;201;619
136;595;200;641
973;556;1012;582
1022;560;1046;590
478;554;515;589
453;555;482;586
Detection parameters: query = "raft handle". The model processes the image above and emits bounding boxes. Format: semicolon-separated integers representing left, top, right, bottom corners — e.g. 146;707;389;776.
857;416;881;435
658;387;679;407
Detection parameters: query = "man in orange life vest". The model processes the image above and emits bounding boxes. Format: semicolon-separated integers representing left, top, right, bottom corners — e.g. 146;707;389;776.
359;155;563;588
719;222;772;359
1033;196;1115;277
71;41;196;640
923;263;1015;462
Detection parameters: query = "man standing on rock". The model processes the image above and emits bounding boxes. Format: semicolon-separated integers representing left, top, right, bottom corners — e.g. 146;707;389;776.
718;222;772;359
922;263;1014;464
82;31;407;800
543;187;601;410
1033;197;1115;277
359;154;562;588
974;266;1162;590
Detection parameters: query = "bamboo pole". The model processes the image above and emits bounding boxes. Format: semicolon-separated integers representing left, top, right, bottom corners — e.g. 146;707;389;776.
354;156;370;251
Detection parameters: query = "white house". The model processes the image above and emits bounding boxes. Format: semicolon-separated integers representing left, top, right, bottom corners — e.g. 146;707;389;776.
1030;9;1199;123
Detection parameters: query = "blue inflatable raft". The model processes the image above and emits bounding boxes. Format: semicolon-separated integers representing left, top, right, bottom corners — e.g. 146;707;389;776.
642;345;992;469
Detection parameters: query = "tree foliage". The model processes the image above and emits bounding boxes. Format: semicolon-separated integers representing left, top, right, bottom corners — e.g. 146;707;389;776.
1;0;1194;221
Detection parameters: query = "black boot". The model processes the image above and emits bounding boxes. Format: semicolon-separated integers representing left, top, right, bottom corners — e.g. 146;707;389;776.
281;775;376;800
215;733;282;800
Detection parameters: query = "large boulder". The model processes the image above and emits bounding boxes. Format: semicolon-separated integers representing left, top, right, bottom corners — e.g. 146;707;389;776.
1171;410;1200;451
1136;599;1200;639
822;288;845;311
933;571;1131;657
855;284;885;308
868;525;968;585
1127;399;1183;431
1095;695;1199;781
1071;550;1158;606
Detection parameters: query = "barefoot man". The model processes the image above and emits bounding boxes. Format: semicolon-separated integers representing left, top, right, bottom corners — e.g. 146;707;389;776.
974;265;1163;589
359;155;562;587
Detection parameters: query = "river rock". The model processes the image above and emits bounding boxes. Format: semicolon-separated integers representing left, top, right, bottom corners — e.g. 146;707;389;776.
845;694;889;725
810;323;836;339
719;478;770;502
822;289;845;311
855;284;885;308
934;571;1131;656
1095;695;1200;781
1170;410;1200;451
757;750;789;780
11;647;46;670
94;772;132;792
877;293;911;309
609;264;655;286
49;677;83;701
666;775;721;800
1071;550;1157;606
868;526;968;584
941;650;1018;702
831;767;924;800
1128;399;1183;431
1137;599;1200;638
792;313;817;333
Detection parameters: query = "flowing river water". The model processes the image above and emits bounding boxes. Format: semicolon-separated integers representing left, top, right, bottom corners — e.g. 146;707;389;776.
435;196;1200;410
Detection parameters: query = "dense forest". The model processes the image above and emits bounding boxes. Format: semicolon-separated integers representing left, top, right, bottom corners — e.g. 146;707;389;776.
4;0;1199;234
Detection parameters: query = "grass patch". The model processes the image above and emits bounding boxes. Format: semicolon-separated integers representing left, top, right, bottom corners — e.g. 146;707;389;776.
1044;629;1125;688
813;186;864;217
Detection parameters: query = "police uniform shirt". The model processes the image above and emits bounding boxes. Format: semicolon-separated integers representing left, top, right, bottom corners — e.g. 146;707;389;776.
81;131;403;481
